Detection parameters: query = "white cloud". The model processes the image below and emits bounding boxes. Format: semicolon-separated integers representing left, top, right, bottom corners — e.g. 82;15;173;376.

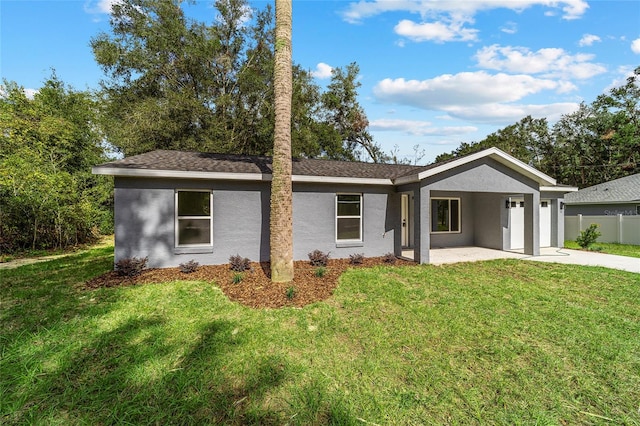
444;102;579;123
370;118;478;136
394;19;478;43
341;0;589;24
373;71;574;109
501;21;518;34
84;0;119;14
311;63;333;79
24;88;38;99
475;44;607;79
578;34;601;47
632;38;640;54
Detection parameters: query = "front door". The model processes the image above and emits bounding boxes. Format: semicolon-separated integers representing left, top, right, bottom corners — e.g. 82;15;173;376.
401;193;410;247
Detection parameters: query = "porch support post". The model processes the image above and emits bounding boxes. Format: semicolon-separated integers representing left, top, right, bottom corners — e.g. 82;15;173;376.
414;185;430;264
524;192;540;256
551;198;565;247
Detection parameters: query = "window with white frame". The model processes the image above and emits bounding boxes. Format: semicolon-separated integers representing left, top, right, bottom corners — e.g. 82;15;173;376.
431;198;460;233
336;194;362;241
175;190;213;246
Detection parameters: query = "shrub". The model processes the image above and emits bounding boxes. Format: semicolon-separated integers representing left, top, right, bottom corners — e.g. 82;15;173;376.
576;224;601;249
179;260;199;274
308;249;329;267
349;253;364;265
314;266;327;277
229;254;251;272
232;272;244;284
382;252;397;264
286;286;296;300
115;256;148;277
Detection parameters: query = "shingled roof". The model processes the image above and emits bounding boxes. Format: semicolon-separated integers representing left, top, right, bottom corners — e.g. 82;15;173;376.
564;173;640;204
93;150;428;180
93;147;561;187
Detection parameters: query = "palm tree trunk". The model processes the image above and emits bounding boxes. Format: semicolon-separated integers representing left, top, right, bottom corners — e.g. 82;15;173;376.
270;0;294;282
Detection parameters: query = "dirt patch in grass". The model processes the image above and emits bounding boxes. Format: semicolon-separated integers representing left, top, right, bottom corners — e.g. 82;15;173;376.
85;257;415;308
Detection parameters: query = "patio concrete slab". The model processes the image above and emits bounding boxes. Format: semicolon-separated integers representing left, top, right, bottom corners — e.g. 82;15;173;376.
429;247;525;265
427;246;639;274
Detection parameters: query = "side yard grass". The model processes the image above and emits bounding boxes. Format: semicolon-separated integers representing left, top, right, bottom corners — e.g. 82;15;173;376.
564;240;640;258
1;245;639;425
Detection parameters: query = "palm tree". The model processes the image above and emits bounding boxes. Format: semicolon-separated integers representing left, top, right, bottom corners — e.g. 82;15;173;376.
270;0;294;282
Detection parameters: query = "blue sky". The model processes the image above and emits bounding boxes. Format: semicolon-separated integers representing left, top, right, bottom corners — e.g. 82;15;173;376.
2;0;639;163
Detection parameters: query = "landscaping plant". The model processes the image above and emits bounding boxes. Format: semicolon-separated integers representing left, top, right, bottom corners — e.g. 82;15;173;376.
115;256;148;277
179;260;199;274
229;254;251;272
576;223;601;249
308;250;329;267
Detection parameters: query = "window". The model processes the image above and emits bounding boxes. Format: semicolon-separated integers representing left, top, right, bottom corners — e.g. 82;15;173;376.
336;194;362;241
431;198;460;233
175;190;212;246
541;201;548;208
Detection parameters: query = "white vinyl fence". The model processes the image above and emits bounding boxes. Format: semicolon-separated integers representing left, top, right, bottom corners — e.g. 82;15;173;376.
565;214;640;245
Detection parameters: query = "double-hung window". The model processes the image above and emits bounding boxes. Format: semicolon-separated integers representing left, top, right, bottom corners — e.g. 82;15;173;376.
336;194;362;242
431;198;460;233
175;190;213;247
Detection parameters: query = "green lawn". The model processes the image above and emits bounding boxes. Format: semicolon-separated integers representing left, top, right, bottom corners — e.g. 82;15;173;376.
564;241;640;258
2;246;639;425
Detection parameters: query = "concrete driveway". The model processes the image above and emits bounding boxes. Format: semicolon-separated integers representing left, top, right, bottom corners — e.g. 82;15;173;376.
428;246;640;274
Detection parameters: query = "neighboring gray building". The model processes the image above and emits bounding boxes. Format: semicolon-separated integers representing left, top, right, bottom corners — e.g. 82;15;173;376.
565;173;640;216
93;147;576;268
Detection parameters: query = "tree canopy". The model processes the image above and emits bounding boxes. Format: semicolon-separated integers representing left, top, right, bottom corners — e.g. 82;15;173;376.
436;66;640;188
0;75;113;252
92;0;382;161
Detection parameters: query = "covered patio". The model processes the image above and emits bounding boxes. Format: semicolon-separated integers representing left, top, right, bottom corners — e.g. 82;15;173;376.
394;148;569;264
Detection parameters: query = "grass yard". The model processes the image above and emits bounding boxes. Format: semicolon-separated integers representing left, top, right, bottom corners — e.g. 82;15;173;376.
564;241;640;258
1;245;639;425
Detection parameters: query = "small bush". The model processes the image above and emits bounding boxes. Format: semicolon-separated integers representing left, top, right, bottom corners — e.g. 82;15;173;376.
576;224;601;249
115;256;148;277
349;253;364;265
179;260;199;274
232;272;244;284
286;286;296;300
382;252;397;264
229;254;251;272
314;266;327;277
308;249;329;267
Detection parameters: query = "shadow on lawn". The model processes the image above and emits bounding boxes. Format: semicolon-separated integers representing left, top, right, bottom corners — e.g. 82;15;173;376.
2;248;357;425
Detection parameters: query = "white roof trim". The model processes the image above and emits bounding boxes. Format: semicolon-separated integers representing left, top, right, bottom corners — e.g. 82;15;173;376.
404;147;556;186
92;167;268;181
92;167;392;185
540;186;578;192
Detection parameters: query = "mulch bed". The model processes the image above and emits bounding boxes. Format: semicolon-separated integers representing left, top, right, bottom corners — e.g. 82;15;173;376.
85;257;415;308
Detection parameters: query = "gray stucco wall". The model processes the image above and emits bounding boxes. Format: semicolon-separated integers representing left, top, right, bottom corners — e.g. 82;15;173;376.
473;193;508;250
565;203;639;216
114;177;397;268
114;177;269;268
292;182;397;260
421;158;539;194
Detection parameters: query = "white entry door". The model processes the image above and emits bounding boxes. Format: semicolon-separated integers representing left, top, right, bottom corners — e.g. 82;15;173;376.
539;200;551;247
509;198;552;249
